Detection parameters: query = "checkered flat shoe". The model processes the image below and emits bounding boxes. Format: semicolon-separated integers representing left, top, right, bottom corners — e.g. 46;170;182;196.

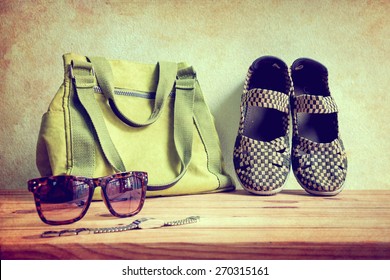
290;58;347;196
234;56;291;195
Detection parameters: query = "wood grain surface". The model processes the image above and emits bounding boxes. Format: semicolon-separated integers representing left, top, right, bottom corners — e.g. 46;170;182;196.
1;189;389;259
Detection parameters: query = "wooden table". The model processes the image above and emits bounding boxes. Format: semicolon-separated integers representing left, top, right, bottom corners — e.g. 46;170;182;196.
1;189;389;260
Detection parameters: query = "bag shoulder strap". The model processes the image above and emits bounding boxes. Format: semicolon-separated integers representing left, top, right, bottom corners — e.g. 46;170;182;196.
70;60;126;173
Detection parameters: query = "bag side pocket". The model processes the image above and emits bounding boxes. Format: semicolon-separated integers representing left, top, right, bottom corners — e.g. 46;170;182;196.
36;85;69;176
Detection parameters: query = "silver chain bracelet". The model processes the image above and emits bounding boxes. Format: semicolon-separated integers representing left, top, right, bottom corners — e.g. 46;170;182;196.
41;216;200;238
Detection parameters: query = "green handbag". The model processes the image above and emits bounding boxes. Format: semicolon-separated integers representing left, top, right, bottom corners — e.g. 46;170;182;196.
36;53;234;198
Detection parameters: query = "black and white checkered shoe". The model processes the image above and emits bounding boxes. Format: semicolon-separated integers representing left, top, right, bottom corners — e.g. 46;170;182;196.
234;56;292;195
290;58;348;196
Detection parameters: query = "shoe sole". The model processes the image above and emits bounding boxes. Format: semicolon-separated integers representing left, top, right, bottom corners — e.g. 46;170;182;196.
243;186;284;196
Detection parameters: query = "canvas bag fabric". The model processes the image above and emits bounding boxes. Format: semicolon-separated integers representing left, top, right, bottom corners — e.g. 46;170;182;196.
36;53;234;198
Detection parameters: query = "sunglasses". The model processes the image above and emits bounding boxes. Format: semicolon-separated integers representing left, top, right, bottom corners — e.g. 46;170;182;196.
27;171;148;225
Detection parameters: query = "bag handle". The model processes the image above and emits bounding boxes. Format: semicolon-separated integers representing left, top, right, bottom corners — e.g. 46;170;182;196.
71;59;196;190
89;57;178;127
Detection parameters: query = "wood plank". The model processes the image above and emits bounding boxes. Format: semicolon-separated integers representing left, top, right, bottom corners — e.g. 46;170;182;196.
1;189;390;259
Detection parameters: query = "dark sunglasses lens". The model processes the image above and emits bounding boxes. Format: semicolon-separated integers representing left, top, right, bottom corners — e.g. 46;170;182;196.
37;178;91;223
105;176;144;216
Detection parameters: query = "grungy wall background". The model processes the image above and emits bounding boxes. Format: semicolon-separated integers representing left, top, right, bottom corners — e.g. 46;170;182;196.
0;0;389;191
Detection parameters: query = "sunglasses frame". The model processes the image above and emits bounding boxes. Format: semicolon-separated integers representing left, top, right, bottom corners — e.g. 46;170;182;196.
28;171;148;225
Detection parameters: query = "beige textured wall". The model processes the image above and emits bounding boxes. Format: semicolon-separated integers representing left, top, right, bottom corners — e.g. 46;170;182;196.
1;0;389;191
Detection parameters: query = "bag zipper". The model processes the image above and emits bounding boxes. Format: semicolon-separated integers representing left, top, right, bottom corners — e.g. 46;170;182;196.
93;86;156;99
93;86;175;99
